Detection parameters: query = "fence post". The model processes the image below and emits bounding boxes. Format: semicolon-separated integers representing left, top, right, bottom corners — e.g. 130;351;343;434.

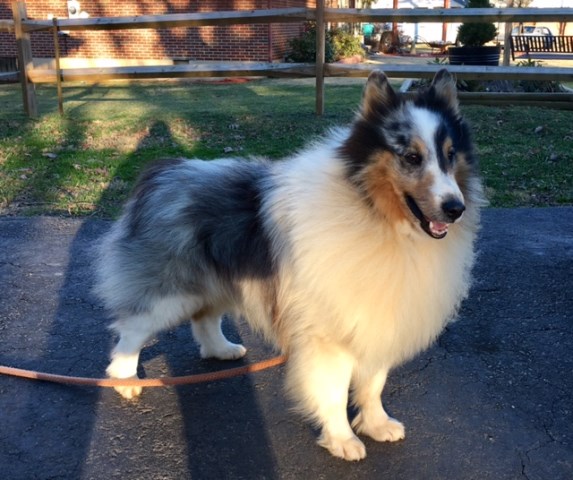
315;0;325;116
12;1;38;118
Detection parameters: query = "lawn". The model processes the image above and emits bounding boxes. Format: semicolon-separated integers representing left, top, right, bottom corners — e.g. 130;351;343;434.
0;79;572;217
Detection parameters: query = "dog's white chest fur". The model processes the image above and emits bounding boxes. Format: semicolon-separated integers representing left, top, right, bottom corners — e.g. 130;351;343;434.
267;146;476;369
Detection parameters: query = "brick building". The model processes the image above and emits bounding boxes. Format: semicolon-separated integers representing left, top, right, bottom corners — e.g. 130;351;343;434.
0;1;317;63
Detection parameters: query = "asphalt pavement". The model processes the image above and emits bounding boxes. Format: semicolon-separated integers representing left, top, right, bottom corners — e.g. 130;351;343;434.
0;208;572;480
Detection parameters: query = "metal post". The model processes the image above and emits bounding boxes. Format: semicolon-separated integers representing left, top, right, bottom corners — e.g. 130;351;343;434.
502;0;513;66
442;0;450;43
52;17;64;115
315;0;325;116
12;1;38;118
392;0;398;45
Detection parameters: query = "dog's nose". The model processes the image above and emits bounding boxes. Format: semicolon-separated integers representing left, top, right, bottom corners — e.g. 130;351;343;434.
441;198;466;222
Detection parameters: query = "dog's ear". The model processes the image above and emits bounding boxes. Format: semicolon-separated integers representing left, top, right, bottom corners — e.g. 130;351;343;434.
429;69;459;113
360;70;399;120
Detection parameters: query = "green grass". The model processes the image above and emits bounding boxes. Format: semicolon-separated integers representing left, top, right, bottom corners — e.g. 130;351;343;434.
0;79;572;217
468;105;573;206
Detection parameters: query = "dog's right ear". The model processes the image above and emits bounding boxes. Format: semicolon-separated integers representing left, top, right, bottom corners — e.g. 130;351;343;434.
429;68;459;115
360;70;399;121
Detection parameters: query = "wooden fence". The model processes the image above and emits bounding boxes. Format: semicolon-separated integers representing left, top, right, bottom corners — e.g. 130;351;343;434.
3;1;573;117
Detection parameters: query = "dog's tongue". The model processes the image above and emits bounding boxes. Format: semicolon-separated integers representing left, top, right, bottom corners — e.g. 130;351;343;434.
429;221;449;236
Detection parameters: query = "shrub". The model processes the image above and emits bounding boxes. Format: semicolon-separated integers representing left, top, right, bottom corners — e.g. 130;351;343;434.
330;27;365;60
514;59;563;92
456;0;498;47
287;23;363;63
286;23;336;63
412;58;564;93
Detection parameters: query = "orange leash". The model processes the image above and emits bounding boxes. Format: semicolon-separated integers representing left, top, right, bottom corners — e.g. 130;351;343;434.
0;354;287;387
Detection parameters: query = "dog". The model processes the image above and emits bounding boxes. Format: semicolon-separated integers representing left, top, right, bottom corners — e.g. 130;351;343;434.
95;69;484;461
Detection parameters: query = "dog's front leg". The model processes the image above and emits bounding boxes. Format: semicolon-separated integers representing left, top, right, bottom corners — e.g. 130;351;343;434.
286;341;366;461
351;368;405;443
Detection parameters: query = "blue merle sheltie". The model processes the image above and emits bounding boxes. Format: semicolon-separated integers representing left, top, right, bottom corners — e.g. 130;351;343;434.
95;69;484;461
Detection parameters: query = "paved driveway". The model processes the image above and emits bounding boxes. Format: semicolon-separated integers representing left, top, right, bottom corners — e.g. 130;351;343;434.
1;209;572;479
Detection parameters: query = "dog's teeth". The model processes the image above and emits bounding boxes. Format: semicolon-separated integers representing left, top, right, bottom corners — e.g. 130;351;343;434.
430;221;448;235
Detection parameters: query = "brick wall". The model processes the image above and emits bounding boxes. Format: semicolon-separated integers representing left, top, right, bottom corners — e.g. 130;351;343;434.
0;2;14;58
0;0;315;61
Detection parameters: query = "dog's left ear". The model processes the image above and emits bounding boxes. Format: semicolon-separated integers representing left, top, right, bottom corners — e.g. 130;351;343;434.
360;70;400;121
429;69;459;113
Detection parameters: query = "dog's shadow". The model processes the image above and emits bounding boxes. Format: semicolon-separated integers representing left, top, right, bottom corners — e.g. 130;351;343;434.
138;316;280;478
109;118;280;477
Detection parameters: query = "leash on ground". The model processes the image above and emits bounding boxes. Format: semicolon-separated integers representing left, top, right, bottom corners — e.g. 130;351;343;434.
0;354;287;387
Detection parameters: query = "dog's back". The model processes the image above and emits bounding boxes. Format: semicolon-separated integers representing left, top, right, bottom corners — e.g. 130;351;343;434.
95;158;276;317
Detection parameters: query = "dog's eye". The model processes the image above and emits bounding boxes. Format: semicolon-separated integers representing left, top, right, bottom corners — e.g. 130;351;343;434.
447;148;456;162
404;153;422;166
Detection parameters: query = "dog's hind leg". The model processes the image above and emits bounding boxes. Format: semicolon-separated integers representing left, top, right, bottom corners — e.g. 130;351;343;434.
191;311;246;360
350;369;405;443
106;321;152;399
106;295;197;399
287;341;366;461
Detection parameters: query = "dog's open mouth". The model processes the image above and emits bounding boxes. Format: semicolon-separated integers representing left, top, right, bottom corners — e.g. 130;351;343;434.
405;195;449;239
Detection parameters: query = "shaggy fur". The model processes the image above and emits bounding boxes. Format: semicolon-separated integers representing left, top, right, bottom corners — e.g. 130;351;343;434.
95;69;484;461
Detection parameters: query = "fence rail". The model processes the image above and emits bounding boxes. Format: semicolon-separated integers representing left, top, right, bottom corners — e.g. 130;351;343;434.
27;62;317;83
27;63;573;84
325;63;573;81
0;19;14;31
323;7;569;24
21;8;312;32
6;1;573;117
15;8;571;32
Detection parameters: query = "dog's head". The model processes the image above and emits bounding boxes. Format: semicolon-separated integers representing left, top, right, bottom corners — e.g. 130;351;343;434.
341;69;478;239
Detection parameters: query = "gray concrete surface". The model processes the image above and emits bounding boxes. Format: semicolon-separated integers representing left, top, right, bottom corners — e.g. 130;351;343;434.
0;208;572;480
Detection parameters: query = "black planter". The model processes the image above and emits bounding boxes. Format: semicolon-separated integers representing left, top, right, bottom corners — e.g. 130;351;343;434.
447;45;501;66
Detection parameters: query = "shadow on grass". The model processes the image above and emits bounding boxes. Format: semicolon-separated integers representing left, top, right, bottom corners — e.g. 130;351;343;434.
0;80;359;216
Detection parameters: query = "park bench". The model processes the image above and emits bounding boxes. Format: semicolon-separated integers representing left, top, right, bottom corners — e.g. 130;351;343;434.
510;35;573;60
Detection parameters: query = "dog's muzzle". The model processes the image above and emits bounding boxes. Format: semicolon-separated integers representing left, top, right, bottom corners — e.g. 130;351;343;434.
405;195;465;239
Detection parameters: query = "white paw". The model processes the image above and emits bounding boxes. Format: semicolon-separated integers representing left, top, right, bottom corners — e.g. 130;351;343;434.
318;433;367;461
106;357;142;399
352;413;405;442
113;382;143;400
200;342;247;360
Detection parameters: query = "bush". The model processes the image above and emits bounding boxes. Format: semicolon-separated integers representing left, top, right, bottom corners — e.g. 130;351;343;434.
330;27;365;60
513;59;563;92
286;23;336;63
411;58;564;93
287;23;363;63
456;0;497;47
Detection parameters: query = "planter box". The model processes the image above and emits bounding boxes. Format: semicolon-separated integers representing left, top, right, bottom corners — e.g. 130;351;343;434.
447;46;501;66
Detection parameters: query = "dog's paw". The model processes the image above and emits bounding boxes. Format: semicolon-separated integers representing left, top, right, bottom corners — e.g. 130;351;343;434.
106;359;142;399
113;380;143;400
318;433;367;461
200;341;247;361
352;413;405;442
